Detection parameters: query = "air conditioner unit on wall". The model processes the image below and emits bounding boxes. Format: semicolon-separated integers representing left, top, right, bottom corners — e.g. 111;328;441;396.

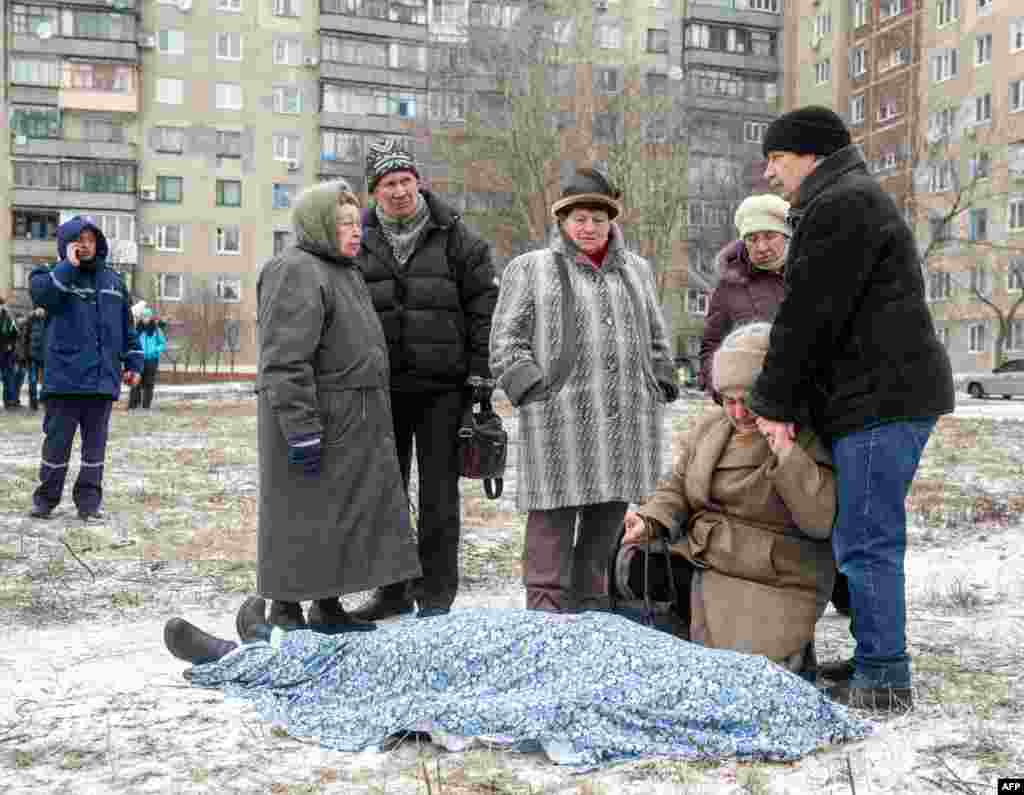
303;55;319;67
139;234;156;247
811;36;821;49
286;159;301;172
138;33;156;49
139;185;156;200
179;0;192;9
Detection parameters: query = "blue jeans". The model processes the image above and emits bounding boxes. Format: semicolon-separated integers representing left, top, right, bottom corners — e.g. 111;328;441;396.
831;418;936;688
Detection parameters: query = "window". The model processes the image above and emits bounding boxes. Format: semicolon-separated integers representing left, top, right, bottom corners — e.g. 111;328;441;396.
273;134;300;162
936;326;950;349
815;60;831;85
63;62;135;93
322;84;424;118
975;93;992;124
884;47;910;69
970;266;990;295
215;277;241;303
10;57;60;87
83;117;124;143
10;4;59;35
595;68;619;93
747;0;779;11
156;78;184;105
216;226;241;254
744;121;768;143
878;98;899;122
12;161;60;188
646;72;668;95
929;106;956;139
160;274;184;301
1014;22;1024;53
814;12;832;37
216;179;242;207
273;86;302;114
851;47;866;77
158;29;185;54
937;0;957;27
929;161;955;192
1012;80;1024;114
1009;258;1024;290
852;0;867;27
217;130;243;157
647;28;668;53
216;32;243;60
1010;198;1024;231
597;24;621;49
969;208;988;241
428;92;466;121
687;288;709;315
930;215;953;246
750;30;776;56
216;82;243;110
1009;320;1024;352
9;106;61;140
931;48;958;82
13;210;60;240
218;0;242;10
273;0;301;15
927;270;952;300
879;0;904;20
970;151;991;179
273;230;292;255
975;34;992;66
62;211;134;244
222;319;242;353
157;176;183;203
976;0;991;13
272;184;297;209
968;323;987;353
320;130;362;162
154;126;184;153
62;162;135;193
878;150;898;171
851;94;865;124
156;224;183;251
274;38;302;66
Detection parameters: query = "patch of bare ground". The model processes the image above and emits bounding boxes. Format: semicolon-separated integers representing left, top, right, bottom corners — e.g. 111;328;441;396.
2;397;1023;794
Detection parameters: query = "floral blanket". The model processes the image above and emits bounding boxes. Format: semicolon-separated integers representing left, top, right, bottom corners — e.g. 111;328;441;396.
186;608;871;767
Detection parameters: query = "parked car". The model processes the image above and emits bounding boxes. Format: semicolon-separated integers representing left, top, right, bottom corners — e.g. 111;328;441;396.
963;359;1024;399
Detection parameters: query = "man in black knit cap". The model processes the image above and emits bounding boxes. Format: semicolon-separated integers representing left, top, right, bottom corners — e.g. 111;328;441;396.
748;106;955;711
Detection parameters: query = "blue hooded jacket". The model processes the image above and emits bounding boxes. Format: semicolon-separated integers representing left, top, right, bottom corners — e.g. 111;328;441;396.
29;216;143;399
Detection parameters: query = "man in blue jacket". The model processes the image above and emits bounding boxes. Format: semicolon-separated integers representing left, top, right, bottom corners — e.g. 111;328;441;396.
28;216;143;522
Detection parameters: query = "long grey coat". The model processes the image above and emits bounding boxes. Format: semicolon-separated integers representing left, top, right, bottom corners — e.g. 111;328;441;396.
490;227;677;511
255;181;421;601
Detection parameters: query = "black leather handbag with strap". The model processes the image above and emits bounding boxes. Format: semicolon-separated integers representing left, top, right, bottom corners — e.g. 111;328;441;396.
607;524;689;639
457;392;508;499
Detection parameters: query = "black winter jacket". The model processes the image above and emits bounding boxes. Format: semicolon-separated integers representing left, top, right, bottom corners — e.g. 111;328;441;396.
749;145;954;440
359;190;498;393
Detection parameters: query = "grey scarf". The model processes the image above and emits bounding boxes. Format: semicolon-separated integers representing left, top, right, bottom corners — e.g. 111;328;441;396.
376;193;430;266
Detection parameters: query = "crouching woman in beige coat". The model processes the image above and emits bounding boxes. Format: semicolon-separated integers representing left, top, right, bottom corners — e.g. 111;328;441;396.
622;322;836;677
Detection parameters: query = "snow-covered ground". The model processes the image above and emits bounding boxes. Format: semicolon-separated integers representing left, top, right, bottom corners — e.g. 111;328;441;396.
1;394;1021;794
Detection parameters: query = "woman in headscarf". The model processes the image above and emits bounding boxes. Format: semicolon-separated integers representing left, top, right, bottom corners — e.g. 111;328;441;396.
489;167;678;612
254;180;421;631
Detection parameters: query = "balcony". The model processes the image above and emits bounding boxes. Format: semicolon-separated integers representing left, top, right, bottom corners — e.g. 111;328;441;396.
319;13;425;40
11;238;56;259
319;61;428;90
8;84;59;105
684;48;778;75
12;33;137;62
685;3;783;30
11;137;137;161
318;112;420;134
10;187;137;212
318;158;366;181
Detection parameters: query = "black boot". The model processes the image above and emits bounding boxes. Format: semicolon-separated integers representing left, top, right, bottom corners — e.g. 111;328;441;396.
307;597;377;633
164;618;237;664
267;600;306;631
818;658;856;683
347;582;414;622
236;596;270;643
830;571;852;616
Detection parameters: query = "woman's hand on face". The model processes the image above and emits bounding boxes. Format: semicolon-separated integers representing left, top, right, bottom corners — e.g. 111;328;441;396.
755;418;796;457
622;511;648;544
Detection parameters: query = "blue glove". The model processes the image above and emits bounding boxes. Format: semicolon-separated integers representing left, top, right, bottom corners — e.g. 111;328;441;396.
287;433;322;476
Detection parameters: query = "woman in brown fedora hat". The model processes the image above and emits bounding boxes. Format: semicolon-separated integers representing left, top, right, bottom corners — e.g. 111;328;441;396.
489;167;679;612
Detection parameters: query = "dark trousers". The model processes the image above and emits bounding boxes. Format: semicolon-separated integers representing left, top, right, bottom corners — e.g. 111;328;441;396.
389;389;463;610
26;361;43;408
524;501;629;612
129;360;159;409
33;397;114;514
1;353;18;407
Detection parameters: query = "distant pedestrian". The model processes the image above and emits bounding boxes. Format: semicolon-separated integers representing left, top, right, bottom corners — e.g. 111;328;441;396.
255;180;421;632
751;106;955;711
129;308;166;410
28;216;142;522
349;139;499;622
489;167;679;612
0;297;19;410
24;307;47;412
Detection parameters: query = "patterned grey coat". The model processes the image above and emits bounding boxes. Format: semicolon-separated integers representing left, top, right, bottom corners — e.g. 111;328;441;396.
490;227;677;511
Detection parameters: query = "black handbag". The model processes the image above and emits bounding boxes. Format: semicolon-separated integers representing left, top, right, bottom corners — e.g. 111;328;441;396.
457;392;508;499
607;525;689;639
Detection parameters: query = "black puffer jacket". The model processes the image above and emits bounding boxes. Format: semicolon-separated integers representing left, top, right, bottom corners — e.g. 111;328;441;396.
359;190;498;393
749;145;954;440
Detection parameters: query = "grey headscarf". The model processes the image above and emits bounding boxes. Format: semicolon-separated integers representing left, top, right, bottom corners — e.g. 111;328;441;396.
291;178;355;261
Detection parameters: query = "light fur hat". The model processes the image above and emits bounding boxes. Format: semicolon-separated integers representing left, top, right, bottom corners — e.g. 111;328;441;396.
712;322;773;394
734;194;791;240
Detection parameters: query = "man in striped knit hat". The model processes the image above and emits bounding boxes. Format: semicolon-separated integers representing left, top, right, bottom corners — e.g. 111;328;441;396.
349;139;499;621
